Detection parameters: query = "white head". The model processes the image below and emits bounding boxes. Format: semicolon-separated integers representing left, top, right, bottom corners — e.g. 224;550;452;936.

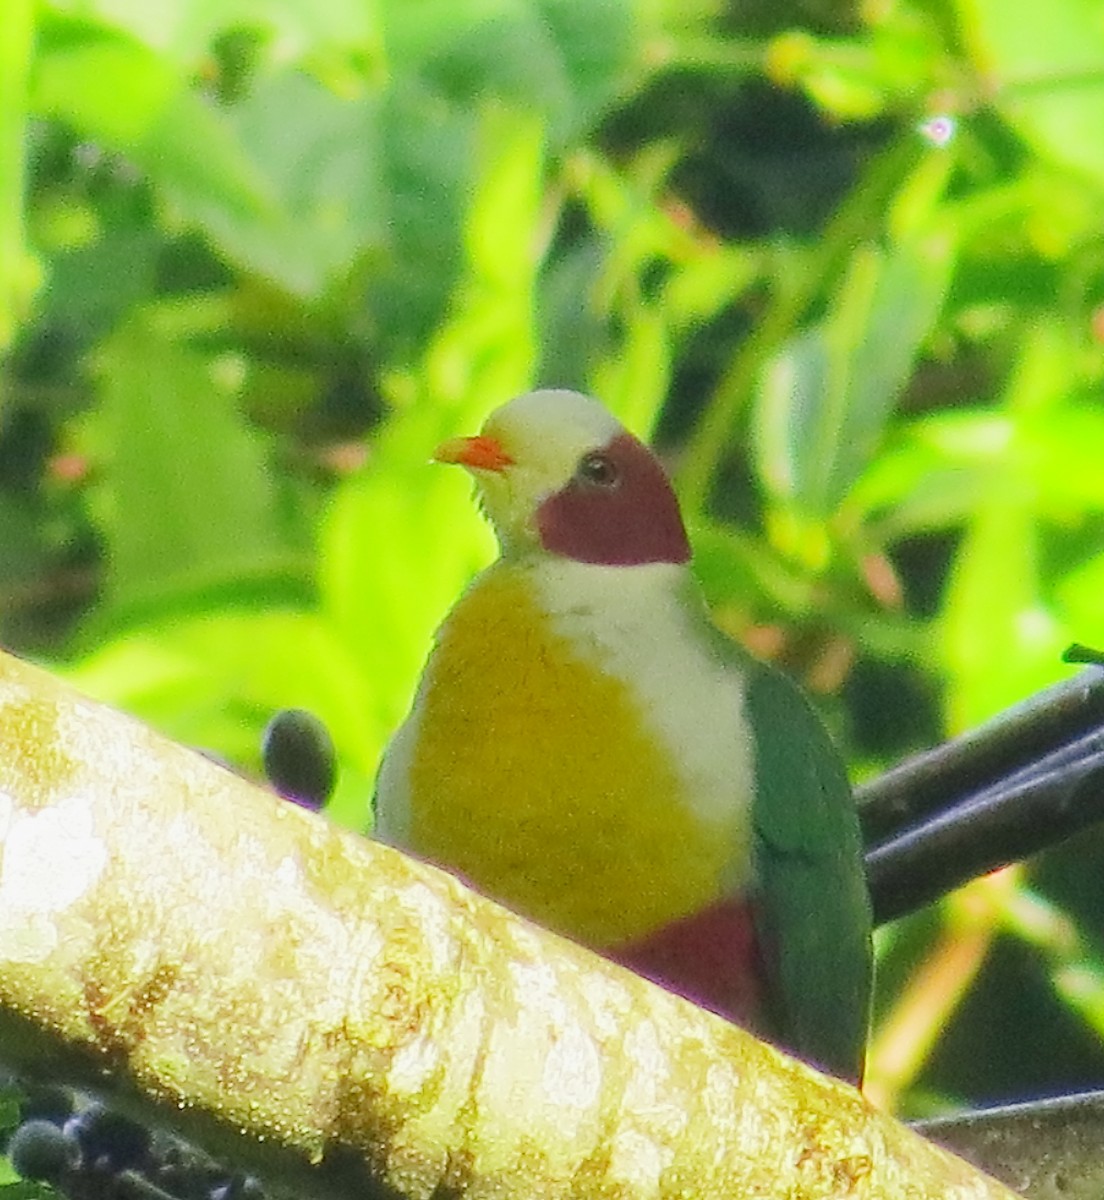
435;389;690;566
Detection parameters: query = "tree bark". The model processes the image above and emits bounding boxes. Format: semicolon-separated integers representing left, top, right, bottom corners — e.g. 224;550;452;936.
0;648;1018;1199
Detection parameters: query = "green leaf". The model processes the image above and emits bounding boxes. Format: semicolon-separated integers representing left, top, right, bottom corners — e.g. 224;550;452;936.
956;0;1104;190
383;0;636;142
33;222;160;342
662;246;758;337
753;232;954;518
1055;552;1104;655
690;519;813;617
1021;406;1104;513
48;0;383;70
91;314;301;623
62;606;378;826
365;76;474;349
589;299;670;439
318;104;544;766
0;498;46;587
532;0;638;137
32;17;389;297
940;493;1067;731
849;412;1006;535
219;69;386;294
318;460;493;741
32;16;274;222
0;0;38;353
535;235;608;392
0;1182;60;1200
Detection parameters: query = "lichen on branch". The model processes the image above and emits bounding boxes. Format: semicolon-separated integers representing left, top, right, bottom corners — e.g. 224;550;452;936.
0;649;1019;1199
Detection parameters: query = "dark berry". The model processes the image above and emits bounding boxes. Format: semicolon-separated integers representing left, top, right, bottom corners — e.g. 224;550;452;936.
9;1117;79;1181
261;709;337;810
21;1083;76;1125
63;1104;151;1171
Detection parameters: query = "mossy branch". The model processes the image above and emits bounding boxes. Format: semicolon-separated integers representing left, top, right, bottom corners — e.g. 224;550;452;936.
0;649;1017;1200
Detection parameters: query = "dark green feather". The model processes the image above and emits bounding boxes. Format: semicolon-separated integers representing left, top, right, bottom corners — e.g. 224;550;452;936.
744;657;873;1082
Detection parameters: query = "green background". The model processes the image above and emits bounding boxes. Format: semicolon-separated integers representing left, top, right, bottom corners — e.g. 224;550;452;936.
3;0;1104;1116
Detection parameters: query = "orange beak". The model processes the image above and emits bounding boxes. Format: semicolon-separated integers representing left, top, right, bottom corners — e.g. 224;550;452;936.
433;434;514;472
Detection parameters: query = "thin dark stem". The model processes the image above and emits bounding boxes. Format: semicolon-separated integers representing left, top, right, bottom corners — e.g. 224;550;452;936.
857;668;1104;846
865;730;1104;924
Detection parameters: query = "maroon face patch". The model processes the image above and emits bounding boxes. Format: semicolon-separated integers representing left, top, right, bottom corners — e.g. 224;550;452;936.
535;432;691;566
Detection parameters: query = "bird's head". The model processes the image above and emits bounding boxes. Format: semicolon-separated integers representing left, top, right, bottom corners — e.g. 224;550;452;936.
434;389;690;566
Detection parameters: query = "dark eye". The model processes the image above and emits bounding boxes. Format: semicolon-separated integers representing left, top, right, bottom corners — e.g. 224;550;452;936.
576;451;620;489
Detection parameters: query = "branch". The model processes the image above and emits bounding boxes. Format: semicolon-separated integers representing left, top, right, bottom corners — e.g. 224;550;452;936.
0;649;1017;1199
917;1090;1104;1200
859;668;1104;923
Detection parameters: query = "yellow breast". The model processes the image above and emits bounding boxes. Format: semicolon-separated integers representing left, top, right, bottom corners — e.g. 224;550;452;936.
401;565;740;946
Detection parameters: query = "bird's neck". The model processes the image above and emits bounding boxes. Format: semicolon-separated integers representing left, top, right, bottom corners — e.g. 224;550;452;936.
498;553;696;627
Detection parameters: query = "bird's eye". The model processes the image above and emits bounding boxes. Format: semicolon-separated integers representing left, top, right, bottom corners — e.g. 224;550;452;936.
576;451;620;489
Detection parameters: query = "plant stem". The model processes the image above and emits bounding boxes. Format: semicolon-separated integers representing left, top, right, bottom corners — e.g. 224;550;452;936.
677;134;921;516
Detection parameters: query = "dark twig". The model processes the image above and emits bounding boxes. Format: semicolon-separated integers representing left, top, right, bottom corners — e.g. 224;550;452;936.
865;734;1104;924
859;666;1104;925
917;1088;1104;1199
857;668;1104;844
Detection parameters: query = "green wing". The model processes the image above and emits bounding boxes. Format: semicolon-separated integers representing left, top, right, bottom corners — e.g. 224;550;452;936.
743;657;873;1083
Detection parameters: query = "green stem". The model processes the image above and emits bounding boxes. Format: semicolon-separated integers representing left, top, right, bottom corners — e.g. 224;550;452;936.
648;36;764;74
677;133;922;517
857;667;1104;844
0;0;34;354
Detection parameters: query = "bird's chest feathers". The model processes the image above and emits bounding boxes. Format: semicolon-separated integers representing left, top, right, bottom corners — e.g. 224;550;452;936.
402;561;755;946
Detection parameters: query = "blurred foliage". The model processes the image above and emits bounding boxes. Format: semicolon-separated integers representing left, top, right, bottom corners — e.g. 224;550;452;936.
2;0;1104;1120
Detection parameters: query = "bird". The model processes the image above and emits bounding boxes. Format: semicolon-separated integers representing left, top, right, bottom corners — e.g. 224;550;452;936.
373;388;872;1082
